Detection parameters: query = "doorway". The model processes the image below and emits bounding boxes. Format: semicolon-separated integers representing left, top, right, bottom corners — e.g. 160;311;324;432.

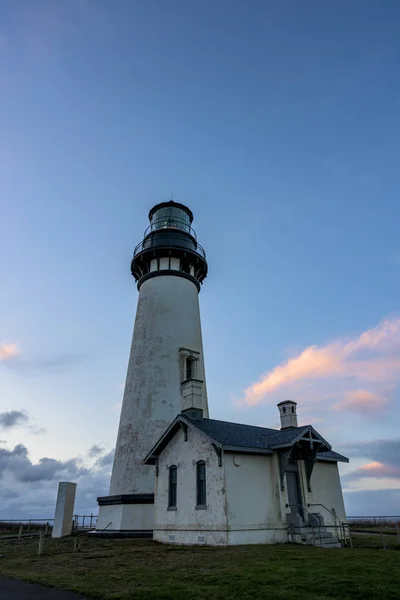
286;470;303;520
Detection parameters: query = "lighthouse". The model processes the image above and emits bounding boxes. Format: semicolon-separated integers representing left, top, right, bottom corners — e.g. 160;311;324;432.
96;201;209;533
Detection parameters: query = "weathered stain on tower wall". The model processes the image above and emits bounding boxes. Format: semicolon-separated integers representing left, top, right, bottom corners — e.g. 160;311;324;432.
110;274;208;496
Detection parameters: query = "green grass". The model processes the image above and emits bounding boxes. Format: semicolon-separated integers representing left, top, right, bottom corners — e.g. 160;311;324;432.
0;535;399;600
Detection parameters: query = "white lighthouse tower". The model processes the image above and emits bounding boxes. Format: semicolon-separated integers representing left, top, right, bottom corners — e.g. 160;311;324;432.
96;201;209;534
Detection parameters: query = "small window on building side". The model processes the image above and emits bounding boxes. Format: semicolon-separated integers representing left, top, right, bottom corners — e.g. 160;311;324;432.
196;460;206;506
168;465;177;508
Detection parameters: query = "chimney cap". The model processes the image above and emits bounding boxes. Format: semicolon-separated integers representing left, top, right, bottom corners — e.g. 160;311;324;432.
277;400;297;407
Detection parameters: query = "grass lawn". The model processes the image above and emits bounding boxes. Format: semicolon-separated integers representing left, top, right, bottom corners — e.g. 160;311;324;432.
0;535;399;600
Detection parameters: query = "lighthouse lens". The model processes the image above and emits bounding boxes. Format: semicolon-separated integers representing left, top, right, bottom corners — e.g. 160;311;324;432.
150;207;191;233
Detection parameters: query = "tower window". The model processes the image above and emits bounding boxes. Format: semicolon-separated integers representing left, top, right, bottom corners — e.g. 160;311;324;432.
168;465;177;508
196;460;206;507
186;357;195;381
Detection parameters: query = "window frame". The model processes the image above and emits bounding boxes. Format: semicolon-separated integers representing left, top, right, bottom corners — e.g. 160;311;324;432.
196;460;207;508
168;465;177;509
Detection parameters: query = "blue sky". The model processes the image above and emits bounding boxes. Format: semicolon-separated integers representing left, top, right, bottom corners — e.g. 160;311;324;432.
1;0;400;518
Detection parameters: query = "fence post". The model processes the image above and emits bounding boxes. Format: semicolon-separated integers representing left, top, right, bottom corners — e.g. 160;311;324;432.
82;516;85;529
90;514;93;529
27;519;31;533
44;522;48;535
38;529;44;556
380;524;386;550
18;524;23;540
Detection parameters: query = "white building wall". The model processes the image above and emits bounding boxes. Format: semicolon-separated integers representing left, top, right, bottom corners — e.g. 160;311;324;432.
305;461;347;524
154;426;228;545
109;275;209;498
224;453;287;544
95;504;154;532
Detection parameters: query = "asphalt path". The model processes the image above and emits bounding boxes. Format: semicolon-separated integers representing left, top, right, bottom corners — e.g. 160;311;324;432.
0;576;87;600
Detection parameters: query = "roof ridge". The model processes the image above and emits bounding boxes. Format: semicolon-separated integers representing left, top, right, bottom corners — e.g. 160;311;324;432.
190;416;279;433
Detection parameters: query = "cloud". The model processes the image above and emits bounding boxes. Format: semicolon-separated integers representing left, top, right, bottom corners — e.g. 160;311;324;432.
341;438;400;467
0;440;113;519
0;410;28;429
27;426;47;436
4;353;86;375
95;449;114;469
88;444;105;458
340;438;400;493
242;317;400;415
357;462;400;478
0;443;89;483
0;343;19;361
332;390;389;414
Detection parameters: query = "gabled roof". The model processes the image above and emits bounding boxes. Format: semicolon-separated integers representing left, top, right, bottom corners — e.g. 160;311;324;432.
144;414;349;464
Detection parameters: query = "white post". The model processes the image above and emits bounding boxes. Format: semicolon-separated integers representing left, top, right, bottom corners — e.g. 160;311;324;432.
18;524;23;539
52;482;77;538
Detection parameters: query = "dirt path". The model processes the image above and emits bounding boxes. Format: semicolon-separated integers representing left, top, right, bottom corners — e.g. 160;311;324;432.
0;576;86;600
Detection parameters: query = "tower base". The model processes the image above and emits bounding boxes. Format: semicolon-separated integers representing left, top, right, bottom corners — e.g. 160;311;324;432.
96;494;154;533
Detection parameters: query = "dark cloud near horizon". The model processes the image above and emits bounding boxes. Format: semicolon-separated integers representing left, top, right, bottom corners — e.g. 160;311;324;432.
341;438;400;468
0;440;113;519
0;410;28;429
0;443;88;483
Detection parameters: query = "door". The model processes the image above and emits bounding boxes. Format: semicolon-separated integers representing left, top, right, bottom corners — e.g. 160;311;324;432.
286;471;303;519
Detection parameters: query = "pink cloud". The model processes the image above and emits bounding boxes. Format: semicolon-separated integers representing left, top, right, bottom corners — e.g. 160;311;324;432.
0;343;19;361
332;390;389;414
355;461;400;479
242;317;400;414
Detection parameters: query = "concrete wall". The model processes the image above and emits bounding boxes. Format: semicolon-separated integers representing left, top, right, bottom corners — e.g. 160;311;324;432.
109;274;209;498
306;461;347;524
224;453;287;544
154;426;228;545
96;503;154;532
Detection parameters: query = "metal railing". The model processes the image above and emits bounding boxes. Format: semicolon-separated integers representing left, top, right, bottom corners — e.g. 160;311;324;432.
133;237;206;260
285;503;323;547
308;503;352;548
72;514;97;531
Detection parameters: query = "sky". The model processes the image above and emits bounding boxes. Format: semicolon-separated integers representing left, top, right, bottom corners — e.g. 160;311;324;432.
1;0;400;519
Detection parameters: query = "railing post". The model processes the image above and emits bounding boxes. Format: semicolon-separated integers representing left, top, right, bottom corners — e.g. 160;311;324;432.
38;529;44;556
380;523;386;550
90;514;93;529
348;524;353;548
82;516;85;529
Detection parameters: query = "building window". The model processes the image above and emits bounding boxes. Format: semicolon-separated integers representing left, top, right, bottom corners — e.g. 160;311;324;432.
186;357;195;381
196;460;206;507
168;465;177;508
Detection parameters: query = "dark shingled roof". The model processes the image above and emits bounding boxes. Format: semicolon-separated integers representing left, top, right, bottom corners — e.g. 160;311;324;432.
144;415;349;464
183;417;308;451
181;416;349;462
316;450;349;463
